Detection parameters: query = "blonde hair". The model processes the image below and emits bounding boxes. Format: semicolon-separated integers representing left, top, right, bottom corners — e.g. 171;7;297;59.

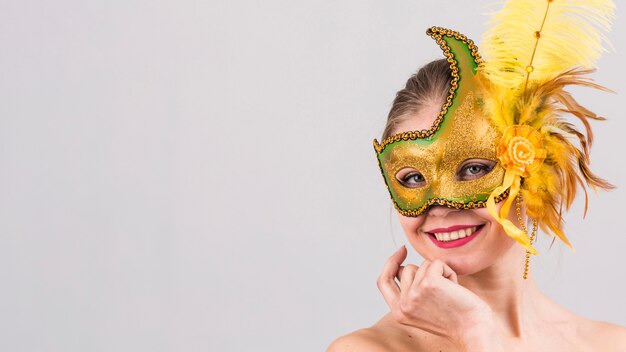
382;58;452;140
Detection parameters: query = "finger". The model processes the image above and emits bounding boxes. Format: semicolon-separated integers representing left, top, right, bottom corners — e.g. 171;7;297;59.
396;263;419;281
442;262;458;284
396;265;404;281
426;259;458;284
399;264;418;292
377;246;407;308
395;265;404;288
411;259;431;288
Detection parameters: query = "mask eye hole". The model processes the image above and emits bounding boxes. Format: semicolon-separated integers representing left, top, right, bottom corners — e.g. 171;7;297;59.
456;159;496;181
396;168;426;188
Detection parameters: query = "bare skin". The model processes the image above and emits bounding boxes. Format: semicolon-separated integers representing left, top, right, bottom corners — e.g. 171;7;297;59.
327;102;626;351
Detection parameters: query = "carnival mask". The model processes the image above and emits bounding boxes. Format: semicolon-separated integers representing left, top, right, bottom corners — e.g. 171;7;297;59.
373;31;508;217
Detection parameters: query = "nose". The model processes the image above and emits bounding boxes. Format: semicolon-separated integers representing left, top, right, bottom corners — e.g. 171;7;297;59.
427;205;461;217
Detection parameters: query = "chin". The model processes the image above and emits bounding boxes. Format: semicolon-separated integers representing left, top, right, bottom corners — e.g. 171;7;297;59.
446;256;488;276
448;239;521;277
434;254;486;276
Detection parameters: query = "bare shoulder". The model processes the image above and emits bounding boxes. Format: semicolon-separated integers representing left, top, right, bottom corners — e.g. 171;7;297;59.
539;296;626;350
326;313;447;352
326;327;390;352
582;319;626;351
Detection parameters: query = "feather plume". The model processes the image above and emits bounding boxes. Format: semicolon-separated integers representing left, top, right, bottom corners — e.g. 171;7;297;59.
475;0;616;251
479;0;615;89
479;67;614;249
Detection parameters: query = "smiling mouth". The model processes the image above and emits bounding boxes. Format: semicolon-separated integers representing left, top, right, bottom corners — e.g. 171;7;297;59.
425;224;485;242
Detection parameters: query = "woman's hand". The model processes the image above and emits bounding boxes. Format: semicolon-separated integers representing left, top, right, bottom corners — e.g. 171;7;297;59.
376;245;504;351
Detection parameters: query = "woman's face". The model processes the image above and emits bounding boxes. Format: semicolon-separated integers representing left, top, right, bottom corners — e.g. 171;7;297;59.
393;101;522;276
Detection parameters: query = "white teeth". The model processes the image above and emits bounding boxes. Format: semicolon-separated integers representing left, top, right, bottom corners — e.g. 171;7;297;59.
432;226;479;242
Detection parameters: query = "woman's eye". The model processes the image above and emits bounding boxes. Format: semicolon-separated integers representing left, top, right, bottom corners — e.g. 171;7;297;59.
456;161;495;181
467;165;484;174
398;172;426;188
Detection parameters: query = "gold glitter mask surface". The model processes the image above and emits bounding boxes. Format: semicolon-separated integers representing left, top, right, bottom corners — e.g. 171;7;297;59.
373;28;508;217
377;93;505;216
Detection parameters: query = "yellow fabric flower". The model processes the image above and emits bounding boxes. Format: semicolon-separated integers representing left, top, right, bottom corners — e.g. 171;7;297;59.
497;125;546;177
487;124;547;255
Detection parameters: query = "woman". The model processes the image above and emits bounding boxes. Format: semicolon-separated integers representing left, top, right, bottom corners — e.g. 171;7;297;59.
328;2;626;351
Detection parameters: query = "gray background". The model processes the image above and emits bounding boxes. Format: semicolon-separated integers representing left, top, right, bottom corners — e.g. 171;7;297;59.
0;0;624;351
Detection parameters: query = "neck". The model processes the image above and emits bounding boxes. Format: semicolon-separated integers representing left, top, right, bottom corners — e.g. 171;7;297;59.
458;246;544;338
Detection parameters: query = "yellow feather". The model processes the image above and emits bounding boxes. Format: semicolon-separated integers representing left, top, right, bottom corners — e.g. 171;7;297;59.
479;0;615;89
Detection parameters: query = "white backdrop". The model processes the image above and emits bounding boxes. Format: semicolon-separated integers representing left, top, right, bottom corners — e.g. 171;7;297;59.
0;1;624;351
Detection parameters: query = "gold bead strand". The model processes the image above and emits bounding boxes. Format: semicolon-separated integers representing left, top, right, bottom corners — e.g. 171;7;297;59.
515;193;536;280
523;219;538;280
515;193;527;233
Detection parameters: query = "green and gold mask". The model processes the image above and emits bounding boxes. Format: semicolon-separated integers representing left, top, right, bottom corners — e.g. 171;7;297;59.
373;28;508;217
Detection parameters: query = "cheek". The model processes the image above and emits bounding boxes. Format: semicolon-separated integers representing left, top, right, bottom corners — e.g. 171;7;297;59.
397;214;439;259
460;206;521;262
397;214;428;243
398;214;424;233
473;207;519;249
